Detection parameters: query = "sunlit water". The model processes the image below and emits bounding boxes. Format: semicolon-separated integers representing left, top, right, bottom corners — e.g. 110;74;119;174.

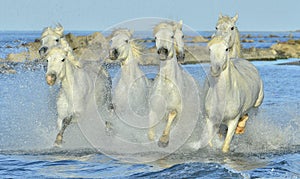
0;31;299;178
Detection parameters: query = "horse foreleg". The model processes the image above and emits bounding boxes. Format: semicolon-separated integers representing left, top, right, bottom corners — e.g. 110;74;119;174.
148;111;158;141
206;118;214;147
235;114;249;134
54;115;72;146
158;110;177;148
222;118;239;153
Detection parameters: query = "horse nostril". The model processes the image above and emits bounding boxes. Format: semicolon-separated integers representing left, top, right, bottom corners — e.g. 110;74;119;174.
113;49;118;55
158;48;168;55
39;47;48;55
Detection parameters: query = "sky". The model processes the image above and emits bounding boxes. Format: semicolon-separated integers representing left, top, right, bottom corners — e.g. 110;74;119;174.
0;0;299;31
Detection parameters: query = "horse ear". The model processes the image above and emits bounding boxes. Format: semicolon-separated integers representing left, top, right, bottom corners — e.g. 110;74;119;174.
178;20;183;30
55;23;64;37
232;13;239;23
219;13;223;19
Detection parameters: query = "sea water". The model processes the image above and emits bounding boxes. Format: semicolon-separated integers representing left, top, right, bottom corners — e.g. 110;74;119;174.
0;31;299;178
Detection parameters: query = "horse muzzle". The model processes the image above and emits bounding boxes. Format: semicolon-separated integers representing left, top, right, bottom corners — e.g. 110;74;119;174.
39;46;48;57
177;52;185;63
46;73;57;86
210;65;221;77
157;47;168;60
109;48;119;60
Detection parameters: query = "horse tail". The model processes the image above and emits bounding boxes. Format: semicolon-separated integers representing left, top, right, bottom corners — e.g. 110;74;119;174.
254;79;264;107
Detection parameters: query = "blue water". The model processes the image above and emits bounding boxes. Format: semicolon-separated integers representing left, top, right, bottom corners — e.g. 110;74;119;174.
0;32;299;178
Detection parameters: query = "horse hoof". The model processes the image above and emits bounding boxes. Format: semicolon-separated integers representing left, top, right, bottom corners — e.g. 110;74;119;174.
54;134;63;146
235;126;245;134
158;140;169;148
158;135;169;148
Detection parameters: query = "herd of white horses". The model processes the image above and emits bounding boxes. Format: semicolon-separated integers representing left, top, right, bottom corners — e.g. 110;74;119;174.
40;14;264;153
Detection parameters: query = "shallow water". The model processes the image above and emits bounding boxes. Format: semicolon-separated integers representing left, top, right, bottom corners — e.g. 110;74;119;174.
0;59;299;178
0;32;300;178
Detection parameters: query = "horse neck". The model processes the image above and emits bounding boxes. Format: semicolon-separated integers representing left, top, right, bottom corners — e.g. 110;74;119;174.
159;51;181;82
216;57;235;89
120;50;142;80
230;28;242;58
61;61;76;92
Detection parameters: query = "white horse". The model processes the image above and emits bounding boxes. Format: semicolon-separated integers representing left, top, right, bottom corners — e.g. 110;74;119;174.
205;37;264;153
109;29;149;133
149;22;200;148
213;13;242;58
45;47;112;146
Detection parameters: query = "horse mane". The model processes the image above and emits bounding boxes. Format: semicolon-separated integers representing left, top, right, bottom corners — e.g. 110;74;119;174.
153;21;175;35
208;36;227;47
41;24;64;38
130;40;144;59
111;28;144;59
111;28;133;38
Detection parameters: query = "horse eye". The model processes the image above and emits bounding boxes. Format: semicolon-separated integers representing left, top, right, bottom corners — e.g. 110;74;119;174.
231;27;234;30
154;37;157;40
56;39;59;42
215;27;218;30
61;58;65;62
226;48;229;52
171;35;174;39
182;35;184;39
125;40;128;43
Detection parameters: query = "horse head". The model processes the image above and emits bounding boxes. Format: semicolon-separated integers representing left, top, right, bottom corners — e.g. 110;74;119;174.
109;28;133;61
45;47;80;86
154;23;175;61
39;24;64;57
208;36;230;77
213;13;238;50
173;20;185;62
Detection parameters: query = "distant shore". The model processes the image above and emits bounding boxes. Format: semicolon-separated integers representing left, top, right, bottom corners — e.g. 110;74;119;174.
0;31;299;73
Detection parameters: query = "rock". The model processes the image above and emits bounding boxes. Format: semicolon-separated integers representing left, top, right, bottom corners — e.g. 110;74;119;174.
242;34;252;38
258;40;266;43
271;39;300;58
241;39;254;43
184;46;210;63
269;34;279;38
191;36;209;43
242;47;278;61
6;52;28;62
0;63;16;74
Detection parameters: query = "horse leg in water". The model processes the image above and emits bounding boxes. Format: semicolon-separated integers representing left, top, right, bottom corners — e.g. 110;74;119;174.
54;115;72;146
235;114;249;134
148;110;159;141
158;110;177;148
222;116;239;153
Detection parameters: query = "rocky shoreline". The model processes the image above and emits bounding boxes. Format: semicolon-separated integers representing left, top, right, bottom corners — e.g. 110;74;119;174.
1;32;300;73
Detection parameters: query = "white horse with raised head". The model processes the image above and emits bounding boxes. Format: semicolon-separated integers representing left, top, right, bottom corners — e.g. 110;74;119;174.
45;46;113;146
149;21;201;148
205;37;264;153
213;13;242;58
109;29;149;135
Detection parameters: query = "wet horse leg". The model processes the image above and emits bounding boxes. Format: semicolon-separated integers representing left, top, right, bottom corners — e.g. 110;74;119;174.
148;110;159;141
158;110;177;148
54;115;72;146
222;117;239;153
235;114;249;134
